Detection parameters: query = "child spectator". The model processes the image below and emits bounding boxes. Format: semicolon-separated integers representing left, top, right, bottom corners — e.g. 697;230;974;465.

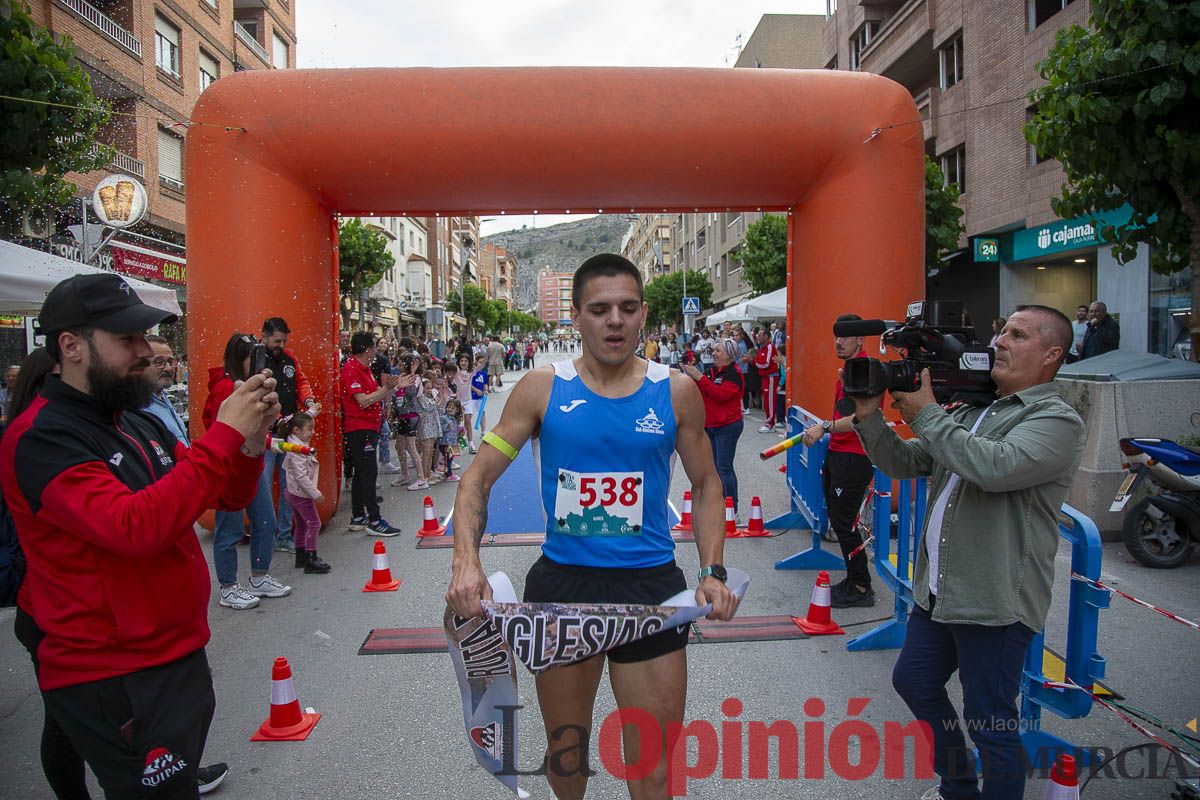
411;372;440;489
282;412;330;574
469;355;488;453
439;399;465;483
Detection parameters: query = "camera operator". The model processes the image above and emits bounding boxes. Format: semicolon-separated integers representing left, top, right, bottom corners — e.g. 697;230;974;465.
848;305;1083;800
801;314;874;608
0;274;277;798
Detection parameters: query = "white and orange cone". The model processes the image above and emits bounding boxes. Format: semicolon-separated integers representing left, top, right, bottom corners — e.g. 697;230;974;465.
792;570;845;635
1043;754;1079;800
362;540;401;592
672;490;693;532
742;496;768;537
250;657;320;741
419;495;446;537
724;497;741;538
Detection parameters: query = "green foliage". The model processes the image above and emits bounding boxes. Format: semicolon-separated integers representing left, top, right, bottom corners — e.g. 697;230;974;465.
644;270;713;327
1026;0;1200;355
511;310;542;333
0;0;112;221
484;298;508;333
739;214;788;295
925;156;966;274
338;218;394;295
445;284;491;336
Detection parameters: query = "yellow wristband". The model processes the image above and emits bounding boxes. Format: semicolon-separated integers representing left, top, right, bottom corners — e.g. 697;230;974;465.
482;431;518;461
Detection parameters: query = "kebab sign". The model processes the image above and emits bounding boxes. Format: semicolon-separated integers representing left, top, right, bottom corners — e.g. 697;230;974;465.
92;175;148;229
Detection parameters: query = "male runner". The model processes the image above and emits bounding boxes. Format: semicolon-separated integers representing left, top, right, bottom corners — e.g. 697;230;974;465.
446;253;738;800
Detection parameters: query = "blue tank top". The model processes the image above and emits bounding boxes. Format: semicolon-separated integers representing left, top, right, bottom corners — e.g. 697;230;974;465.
536;359;677;568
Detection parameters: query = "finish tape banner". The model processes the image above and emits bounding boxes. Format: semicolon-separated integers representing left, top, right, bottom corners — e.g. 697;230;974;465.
445;569;750;796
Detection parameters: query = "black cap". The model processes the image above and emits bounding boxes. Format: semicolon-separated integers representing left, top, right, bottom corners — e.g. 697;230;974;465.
37;273;177;336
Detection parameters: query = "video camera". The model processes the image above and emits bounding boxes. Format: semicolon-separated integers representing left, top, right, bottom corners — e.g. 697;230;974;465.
838;301;997;406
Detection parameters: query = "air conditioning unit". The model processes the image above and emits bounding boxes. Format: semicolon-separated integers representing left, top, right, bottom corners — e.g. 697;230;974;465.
21;209;55;239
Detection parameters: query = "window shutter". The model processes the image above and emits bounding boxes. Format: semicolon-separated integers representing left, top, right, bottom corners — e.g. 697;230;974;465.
272;34;289;68
155;14;179;46
158;128;184;183
200;50;219;82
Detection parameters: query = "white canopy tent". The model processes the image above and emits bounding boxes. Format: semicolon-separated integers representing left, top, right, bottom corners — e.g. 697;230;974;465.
745;287;786;320
0;238;182;317
704;300;755;326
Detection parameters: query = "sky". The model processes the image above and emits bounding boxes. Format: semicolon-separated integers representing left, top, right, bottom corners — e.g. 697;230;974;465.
296;0;827;237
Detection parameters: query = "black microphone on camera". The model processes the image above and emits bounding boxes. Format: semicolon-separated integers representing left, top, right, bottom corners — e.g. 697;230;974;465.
832;318;891;338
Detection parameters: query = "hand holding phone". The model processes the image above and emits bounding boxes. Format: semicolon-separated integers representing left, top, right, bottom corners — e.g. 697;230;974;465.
250;343;268;376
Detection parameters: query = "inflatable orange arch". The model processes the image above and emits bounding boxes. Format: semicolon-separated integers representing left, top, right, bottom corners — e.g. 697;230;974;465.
187;67;924;518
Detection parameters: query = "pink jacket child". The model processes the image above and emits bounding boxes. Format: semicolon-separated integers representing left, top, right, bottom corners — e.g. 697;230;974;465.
283;435;331;573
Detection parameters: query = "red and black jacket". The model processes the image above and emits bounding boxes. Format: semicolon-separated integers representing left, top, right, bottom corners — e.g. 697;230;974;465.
0;375;262;690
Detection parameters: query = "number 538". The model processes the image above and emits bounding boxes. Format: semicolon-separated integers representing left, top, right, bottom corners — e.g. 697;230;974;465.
579;476;640;507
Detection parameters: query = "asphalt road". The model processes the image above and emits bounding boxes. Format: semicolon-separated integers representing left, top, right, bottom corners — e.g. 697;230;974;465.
2;351;1197;799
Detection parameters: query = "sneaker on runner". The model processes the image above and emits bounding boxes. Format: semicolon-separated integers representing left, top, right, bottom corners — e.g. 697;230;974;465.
197;763;229;794
348;516;368;530
367;518;402;536
407;480;429;491
219;584;259;610
247;574;291;598
758;425;775;434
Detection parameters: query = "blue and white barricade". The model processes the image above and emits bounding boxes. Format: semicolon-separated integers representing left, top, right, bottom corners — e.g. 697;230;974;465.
768;405;845;572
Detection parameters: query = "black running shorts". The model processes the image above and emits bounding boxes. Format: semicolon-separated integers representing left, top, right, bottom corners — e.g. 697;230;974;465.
522;555;689;663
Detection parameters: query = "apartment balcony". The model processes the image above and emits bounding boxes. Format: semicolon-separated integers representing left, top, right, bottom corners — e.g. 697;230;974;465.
234;20;271;66
93;142;145;180
858;0;937;94
56;0;141;58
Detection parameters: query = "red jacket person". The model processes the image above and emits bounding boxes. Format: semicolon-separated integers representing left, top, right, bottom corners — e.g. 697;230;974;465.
0;273;280;798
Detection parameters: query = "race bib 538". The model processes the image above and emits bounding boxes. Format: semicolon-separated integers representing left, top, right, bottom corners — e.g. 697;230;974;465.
553;469;644;537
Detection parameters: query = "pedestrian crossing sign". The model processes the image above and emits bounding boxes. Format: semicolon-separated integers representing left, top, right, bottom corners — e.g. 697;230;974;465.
682;297;700;315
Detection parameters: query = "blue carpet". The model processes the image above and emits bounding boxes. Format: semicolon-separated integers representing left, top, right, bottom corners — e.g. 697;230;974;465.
444;441;542;536
442;442;680;538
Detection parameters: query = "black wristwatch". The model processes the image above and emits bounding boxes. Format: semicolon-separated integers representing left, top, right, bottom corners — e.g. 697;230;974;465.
698;563;728;583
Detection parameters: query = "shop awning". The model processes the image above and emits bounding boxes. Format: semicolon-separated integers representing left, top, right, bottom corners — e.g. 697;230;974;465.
0;238;182;317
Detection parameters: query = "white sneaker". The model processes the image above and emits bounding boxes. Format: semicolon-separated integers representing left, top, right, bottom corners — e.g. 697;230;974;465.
742;408;751;415
219;584;260;610
758;425;775;433
407;480;430;491
247;574;291;598
378;461;401;474
919;789;944;800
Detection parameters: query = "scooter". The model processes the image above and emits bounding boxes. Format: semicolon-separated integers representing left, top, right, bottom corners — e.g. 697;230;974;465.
1110;437;1200;568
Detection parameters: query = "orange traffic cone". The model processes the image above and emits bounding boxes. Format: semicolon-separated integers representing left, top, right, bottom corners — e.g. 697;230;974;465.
362;540;401;592
792;571;845;635
419;495;446;537
672;490;693;532
742;496;768;537
724;497;741;538
250;657;320;741
1043;754;1079;800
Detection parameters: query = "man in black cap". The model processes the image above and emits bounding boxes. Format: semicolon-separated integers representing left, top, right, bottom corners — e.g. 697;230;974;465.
0;273;278;799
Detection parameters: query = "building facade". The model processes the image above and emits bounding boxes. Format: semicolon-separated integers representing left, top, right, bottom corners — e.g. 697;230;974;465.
823;0;1191;357
427;216;481;339
621;213;672;283
538;269;574;326
17;0;297;354
479;242;517;308
353;216;428;339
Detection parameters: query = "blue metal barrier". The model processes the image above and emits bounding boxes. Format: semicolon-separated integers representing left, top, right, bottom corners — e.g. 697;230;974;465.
768;405;846;572
1019;504;1109;768
846;470;926;651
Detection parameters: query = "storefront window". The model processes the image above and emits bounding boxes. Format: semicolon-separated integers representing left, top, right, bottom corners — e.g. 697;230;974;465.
1148;266;1192;359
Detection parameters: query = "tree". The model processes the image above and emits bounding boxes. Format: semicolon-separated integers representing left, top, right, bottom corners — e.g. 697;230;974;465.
445;284;490;337
485;298;508;334
338;218;394;330
0;0;112;226
739;214;788;295
926;155;966;275
1025;0;1200;359
644;270;713;328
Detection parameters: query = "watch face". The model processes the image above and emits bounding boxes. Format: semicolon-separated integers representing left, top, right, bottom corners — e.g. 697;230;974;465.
711;564;728;582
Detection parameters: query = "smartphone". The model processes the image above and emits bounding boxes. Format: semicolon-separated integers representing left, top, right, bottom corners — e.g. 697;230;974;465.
250;343;268;377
